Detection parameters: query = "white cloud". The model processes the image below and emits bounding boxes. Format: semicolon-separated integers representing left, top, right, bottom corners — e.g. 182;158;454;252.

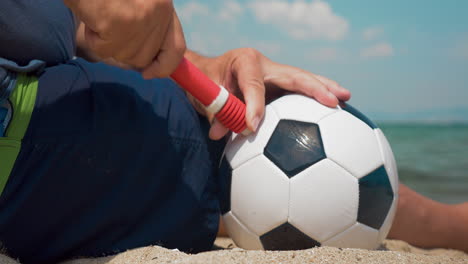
308;47;339;62
177;1;245;23
249;0;349;41
177;2;210;21
218;1;244;21
360;42;394;58
362;26;384;41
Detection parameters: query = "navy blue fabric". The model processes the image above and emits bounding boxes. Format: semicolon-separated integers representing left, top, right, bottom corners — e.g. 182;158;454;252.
0;0;72;107
0;0;76;67
0;59;224;264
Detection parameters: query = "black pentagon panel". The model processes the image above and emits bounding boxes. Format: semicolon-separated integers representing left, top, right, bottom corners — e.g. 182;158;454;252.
339;101;379;129
358;166;394;230
218;156;233;215
264;120;326;178
260;222;321;250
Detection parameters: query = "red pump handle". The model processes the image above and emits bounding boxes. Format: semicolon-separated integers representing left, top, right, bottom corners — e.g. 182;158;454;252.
171;58;249;134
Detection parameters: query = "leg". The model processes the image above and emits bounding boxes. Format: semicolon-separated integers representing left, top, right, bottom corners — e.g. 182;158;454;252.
388;184;468;252
0;59;224;263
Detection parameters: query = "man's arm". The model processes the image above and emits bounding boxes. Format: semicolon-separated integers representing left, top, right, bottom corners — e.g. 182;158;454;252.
65;0;185;78
388;184;468;252
182;49;350;139
76;25;350;139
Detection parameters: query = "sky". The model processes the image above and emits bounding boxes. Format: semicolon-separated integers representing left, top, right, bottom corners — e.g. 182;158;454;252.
175;0;468;122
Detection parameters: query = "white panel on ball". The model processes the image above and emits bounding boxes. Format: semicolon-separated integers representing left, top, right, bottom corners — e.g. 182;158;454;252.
289;159;359;242
231;155;289;236
323;222;380;249
270;94;338;124
222;211;264;250
225;106;280;169
377;196;398;243
319;111;383;178
375;129;399;194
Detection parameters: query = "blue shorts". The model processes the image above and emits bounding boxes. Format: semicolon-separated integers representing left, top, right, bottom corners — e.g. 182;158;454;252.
0;59;224;264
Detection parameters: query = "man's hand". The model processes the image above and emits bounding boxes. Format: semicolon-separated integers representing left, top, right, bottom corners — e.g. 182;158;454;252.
186;49;351;140
64;0;186;78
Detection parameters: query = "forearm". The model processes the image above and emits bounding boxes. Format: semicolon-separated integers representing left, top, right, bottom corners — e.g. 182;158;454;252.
388;184;468;252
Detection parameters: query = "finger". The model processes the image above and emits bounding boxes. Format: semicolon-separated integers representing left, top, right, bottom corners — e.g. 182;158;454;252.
84;26;115;59
231;50;266;132
265;63;338;107
64;1;101;32
77;1;118;59
314;74;351;101
121;14;172;69
209;119;230;140
142;13;186;79
111;29;153;66
114;10;173;68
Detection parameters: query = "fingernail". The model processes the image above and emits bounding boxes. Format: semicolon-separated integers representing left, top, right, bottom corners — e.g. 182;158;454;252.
327;92;336;99
251;116;261;132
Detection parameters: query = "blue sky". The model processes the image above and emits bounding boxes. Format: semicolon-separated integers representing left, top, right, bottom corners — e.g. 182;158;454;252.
175;0;468;122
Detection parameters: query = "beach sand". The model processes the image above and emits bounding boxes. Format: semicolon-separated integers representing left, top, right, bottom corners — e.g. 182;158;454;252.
1;238;466;264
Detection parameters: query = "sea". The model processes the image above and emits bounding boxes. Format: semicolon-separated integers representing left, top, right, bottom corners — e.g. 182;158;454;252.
378;122;468;204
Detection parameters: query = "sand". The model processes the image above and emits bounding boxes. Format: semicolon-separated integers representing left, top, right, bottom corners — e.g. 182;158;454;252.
1;238;466;264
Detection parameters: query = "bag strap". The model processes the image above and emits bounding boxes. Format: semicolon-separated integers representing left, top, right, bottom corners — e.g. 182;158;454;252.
0;74;38;195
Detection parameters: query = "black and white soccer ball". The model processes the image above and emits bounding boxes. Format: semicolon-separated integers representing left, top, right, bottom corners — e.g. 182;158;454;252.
219;94;399;250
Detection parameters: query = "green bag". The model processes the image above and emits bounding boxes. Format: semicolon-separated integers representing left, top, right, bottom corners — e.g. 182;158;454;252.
0;74;37;195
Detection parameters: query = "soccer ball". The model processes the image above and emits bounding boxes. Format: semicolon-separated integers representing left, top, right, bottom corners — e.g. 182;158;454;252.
218;94;399;250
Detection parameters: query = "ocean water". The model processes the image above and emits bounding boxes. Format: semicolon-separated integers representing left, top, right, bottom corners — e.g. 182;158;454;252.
378;123;468;204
